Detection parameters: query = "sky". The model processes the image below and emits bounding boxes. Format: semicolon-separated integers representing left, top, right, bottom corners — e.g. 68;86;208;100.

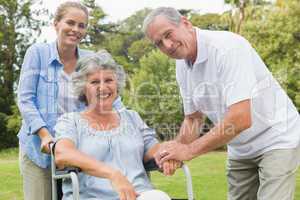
39;0;230;42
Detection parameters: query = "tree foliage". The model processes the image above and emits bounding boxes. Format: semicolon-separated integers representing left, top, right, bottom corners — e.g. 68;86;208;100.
0;0;46;114
103;8;154;74
241;0;300;111
190;13;228;30
82;0;119;50
124;50;183;139
0;0;46;149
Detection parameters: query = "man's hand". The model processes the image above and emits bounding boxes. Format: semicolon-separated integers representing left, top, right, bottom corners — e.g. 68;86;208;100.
161;159;182;176
155;141;193;166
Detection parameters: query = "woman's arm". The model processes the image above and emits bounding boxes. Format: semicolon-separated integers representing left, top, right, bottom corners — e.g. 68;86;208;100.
55;139;117;177
55;138;138;199
130;109;181;176
17;44;54;153
143;143;160;163
17;44;47;134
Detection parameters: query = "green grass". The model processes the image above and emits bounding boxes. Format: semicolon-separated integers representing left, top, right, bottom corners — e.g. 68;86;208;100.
0;149;299;200
151;151;300;200
151;152;228;199
0;148;22;200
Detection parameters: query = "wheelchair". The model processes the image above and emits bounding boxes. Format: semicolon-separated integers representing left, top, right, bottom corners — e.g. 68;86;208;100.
50;143;194;200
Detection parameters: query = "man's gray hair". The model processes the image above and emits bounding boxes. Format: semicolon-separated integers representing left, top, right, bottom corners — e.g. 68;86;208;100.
142;7;182;35
72;50;126;104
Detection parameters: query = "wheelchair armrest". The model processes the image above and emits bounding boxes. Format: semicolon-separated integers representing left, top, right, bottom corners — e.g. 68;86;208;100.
143;159;160;172
50;142;81;175
55;166;81;176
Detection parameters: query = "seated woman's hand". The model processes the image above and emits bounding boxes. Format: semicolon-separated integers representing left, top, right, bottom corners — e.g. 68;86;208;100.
162;160;182;176
110;170;138;200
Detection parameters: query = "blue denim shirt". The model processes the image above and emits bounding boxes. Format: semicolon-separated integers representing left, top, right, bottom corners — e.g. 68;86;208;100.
17;41;124;168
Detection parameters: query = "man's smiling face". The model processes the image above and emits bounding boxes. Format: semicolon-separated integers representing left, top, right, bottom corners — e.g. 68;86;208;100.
146;15;196;61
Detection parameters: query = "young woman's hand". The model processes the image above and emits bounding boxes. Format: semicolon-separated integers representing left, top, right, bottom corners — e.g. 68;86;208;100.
38;127;54;154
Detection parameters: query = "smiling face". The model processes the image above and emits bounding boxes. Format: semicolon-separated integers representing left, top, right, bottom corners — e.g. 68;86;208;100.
146;15;197;62
54;7;88;48
84;69;118;112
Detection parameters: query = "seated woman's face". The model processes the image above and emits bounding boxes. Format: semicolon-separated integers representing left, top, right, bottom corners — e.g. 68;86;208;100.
85;69;118;111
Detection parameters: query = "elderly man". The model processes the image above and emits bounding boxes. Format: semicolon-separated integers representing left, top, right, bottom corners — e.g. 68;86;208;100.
143;7;300;200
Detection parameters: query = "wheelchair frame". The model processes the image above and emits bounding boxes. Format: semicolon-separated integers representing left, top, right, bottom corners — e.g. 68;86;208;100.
50;143;194;200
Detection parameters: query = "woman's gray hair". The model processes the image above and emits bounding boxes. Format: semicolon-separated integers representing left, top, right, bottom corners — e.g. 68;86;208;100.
72;50;126;104
142;7;182;35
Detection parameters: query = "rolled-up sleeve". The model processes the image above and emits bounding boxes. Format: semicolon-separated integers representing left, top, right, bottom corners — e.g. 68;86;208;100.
17;44;47;134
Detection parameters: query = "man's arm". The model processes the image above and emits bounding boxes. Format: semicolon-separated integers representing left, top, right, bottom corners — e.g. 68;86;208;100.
159;99;252;163
176;111;203;144
153;111;202;164
188;99;251;158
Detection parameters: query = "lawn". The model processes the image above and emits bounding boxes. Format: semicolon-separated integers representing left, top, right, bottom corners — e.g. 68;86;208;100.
0;148;299;200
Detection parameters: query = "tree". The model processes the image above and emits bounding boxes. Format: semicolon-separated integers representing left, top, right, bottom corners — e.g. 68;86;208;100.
0;0;46;149
241;0;300;111
2;105;21;149
124;50;183;140
0;0;46;114
118;8;151;34
128;38;154;66
190;13;228;30
103;8;154;74
82;0;118;50
224;0;271;33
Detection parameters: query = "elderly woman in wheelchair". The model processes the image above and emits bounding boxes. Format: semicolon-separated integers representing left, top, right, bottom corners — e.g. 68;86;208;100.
53;51;181;200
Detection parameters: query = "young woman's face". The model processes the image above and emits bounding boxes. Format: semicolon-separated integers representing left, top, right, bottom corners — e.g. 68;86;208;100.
54;7;88;48
84;69;118;112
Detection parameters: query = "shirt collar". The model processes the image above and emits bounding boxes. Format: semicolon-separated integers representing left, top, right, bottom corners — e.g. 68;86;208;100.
195;28;208;64
185;28;208;68
77;47;85;58
48;41;61;65
48;41;81;66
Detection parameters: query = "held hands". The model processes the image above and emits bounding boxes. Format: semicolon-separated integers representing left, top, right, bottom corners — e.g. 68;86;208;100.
110;170;138;200
155;141;193;167
161;159;182;176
